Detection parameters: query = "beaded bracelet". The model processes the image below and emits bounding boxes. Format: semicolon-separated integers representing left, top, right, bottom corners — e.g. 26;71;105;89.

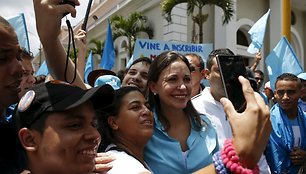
221;139;260;174
212;151;228;174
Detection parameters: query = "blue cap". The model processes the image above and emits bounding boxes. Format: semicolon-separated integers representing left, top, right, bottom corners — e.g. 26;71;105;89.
297;72;306;80
94;75;121;90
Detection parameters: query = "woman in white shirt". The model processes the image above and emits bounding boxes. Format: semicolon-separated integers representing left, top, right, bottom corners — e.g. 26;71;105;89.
98;86;153;174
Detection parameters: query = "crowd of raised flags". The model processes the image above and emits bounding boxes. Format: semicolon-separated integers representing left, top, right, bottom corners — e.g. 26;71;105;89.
8;10;305;88
246;8;304;91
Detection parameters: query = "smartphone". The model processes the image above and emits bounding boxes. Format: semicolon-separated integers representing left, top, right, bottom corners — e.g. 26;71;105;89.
81;0;94;31
216;55;247;112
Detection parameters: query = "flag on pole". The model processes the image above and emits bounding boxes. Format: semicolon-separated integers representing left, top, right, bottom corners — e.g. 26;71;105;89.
7;13;30;52
247;9;270;54
36;61;49;76
100;19;115;70
84;51;94;84
126;55;134;69
265;36;304;91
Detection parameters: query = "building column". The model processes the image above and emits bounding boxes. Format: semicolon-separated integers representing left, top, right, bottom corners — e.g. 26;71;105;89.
282;0;291;42
163;4;188;42
269;0;282;49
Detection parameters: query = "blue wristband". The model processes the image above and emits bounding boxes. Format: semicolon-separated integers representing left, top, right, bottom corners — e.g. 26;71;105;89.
213;151;228;174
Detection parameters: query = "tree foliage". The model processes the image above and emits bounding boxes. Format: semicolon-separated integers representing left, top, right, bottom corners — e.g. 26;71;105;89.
161;0;234;43
111;12;154;57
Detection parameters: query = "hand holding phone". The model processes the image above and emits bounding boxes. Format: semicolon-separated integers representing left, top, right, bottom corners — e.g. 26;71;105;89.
216;55;247;112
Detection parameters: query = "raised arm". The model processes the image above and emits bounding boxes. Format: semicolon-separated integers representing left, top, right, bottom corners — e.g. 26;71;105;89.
75;29;87;80
33;0;86;89
250;52;262;71
223;76;271;167
194;76;271;174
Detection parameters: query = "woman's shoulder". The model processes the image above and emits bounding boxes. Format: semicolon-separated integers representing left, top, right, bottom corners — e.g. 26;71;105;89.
106;150;150;174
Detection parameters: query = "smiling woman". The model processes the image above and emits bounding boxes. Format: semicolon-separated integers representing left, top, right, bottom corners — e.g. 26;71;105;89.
99;86;153;174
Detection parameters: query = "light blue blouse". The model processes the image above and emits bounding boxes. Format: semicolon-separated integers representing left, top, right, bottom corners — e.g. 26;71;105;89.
144;111;218;174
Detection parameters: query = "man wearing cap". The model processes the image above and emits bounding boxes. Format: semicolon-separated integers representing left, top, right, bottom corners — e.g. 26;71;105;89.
297;72;306;111
263;81;276;108
31;1;118;172
15;80;114;174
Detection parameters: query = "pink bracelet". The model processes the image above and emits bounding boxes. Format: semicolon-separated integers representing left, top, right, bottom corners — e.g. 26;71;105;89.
221;139;259;174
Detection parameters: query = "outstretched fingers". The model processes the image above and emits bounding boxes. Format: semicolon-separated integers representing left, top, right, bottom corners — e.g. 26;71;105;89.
94;152;115;172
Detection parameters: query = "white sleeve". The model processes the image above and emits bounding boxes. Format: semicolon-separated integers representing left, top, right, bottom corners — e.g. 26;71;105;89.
106;150;150;174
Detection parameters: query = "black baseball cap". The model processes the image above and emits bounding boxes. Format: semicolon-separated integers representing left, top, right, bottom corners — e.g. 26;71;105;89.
15;80;114;128
87;69;116;87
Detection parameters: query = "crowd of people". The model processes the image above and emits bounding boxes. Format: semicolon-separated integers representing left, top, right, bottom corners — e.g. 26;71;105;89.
0;0;305;174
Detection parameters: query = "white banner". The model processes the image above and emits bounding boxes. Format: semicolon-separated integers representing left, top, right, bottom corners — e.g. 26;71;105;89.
129;38;213;68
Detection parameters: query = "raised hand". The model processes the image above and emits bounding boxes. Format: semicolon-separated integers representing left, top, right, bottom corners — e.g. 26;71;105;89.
221;76;271;168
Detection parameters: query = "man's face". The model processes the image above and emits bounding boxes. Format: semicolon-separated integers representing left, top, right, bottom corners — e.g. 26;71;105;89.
205;57;225;100
0;27;23;108
263;87;273;99
274;80;301;111
32;102;101;174
122;61;150;95
19;58;35;98
186;55;204;97
254;72;264;89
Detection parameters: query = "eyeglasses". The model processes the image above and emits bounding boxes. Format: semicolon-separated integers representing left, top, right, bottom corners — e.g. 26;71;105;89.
190;66;201;72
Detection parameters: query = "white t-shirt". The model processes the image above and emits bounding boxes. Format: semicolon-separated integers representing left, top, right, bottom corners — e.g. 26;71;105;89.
192;87;271;174
105;144;151;174
192;87;232;148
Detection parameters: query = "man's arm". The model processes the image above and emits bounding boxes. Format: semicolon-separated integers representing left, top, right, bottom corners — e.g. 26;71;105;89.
250;52;262;71
75;29;87;80
33;0;86;89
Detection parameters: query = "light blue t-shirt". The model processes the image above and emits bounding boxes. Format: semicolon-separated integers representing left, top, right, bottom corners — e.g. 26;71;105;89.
264;104;306;174
144;112;218;174
298;99;306;112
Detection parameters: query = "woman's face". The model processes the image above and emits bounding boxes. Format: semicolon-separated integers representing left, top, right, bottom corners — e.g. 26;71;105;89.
109;90;153;144
150;60;192;110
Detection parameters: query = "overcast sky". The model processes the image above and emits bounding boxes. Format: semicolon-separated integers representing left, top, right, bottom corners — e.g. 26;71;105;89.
0;0;89;55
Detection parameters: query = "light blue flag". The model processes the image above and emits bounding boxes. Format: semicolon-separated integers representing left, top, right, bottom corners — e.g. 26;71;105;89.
84;51;94;84
247;9;270;54
7;13;30;52
36;61;49;76
126;55;134;69
265;36;304;91
100;19;115;70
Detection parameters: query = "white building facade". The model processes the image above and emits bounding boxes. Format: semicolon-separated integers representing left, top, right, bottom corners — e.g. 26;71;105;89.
57;0;305;74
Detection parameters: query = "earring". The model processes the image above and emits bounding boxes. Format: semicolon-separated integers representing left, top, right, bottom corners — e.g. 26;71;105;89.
153;93;157;95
